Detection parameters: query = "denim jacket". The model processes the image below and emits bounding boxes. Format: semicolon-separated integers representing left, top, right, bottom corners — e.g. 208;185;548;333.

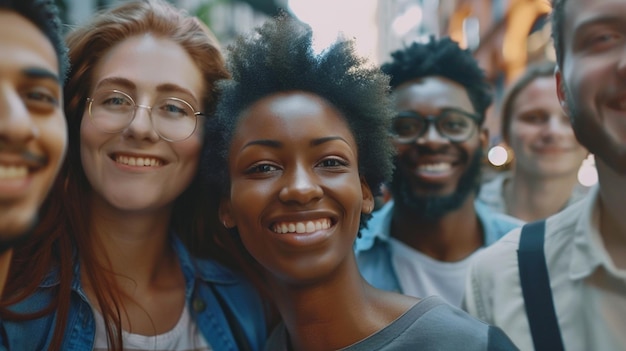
355;200;523;294
0;235;267;351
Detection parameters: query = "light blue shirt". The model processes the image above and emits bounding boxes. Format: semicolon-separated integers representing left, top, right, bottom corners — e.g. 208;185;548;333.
355;200;523;295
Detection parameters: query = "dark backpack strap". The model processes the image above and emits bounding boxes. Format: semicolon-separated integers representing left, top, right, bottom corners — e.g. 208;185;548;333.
517;220;565;351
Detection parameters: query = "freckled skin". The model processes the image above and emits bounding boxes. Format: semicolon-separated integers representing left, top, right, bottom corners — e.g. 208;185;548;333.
80;34;205;213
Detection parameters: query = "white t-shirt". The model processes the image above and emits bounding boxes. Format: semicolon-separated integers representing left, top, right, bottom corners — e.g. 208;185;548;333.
390;237;482;307
92;304;212;351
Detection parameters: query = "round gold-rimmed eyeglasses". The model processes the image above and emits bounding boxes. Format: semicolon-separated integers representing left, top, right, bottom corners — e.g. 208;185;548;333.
86;89;204;142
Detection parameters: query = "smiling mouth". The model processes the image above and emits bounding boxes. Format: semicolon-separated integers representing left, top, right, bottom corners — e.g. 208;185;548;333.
112;154;164;167
272;218;332;234
417;162;452;173
0;164;28;180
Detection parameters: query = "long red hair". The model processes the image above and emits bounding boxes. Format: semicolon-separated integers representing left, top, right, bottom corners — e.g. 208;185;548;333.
0;1;236;349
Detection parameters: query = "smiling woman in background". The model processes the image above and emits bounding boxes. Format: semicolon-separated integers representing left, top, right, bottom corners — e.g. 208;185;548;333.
0;1;267;350
478;61;589;222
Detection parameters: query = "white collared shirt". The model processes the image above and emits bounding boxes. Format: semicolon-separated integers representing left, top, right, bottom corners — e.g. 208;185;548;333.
464;186;626;351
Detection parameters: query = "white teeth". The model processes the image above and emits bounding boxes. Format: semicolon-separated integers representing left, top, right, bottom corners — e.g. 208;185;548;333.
273;218;331;234
418;163;451;172
306;221;315;232
115;155;162;167
0;165;28;179
296;223;306;233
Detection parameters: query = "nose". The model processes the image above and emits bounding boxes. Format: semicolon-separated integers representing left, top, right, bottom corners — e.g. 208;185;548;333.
617;44;626;77
544;113;573;137
0;87;38;143
122;104;160;142
278;164;323;205
415;121;449;146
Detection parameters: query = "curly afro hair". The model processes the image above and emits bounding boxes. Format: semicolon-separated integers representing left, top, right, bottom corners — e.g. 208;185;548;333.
203;14;396;230
381;36;492;122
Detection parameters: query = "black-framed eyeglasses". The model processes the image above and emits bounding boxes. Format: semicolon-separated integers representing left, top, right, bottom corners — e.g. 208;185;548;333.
86;89;204;142
390;108;482;144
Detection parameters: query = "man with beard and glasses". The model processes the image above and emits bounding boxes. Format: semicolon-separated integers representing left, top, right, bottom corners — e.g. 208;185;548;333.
464;0;626;349
355;37;522;307
0;0;68;294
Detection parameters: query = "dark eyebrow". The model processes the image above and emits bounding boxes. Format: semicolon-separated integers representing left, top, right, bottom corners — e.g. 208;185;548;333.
241;136;350;150
22;67;60;83
573;15;624;40
242;139;283;150
311;136;350;146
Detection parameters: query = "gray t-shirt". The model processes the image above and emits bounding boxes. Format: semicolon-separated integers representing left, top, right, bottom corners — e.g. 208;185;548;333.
264;296;518;350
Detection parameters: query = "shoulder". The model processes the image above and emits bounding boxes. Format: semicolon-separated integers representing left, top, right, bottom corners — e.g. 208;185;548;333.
473;227;522;270
477;173;508;212
355;201;394;251
475;201;524;244
264;323;288;351
396;298;519;350
463;227;522;322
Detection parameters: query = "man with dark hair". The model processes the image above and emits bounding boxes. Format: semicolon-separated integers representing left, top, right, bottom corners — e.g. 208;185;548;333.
355;37;522;307
464;0;626;349
0;0;68;293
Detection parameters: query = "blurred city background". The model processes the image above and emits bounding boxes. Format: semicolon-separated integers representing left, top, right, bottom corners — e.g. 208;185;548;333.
53;0;597;186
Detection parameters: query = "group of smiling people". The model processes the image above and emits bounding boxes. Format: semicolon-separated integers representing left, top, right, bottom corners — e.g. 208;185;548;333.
2;0;625;350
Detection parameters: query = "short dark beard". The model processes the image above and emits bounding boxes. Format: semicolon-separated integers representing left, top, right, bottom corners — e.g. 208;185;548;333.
389;148;482;220
565;86;626;175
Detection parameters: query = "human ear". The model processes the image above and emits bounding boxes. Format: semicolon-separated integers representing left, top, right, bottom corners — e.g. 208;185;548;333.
555;69;570;115
479;127;489;155
360;176;375;214
219;197;235;229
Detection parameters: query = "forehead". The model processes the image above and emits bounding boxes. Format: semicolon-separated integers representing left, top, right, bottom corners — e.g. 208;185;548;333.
234;92;356;144
92;34;204;97
563;0;626;44
514;77;558;105
0;10;59;78
392;76;474;113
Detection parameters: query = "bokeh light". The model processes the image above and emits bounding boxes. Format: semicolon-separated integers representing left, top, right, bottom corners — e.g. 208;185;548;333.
488;145;509;167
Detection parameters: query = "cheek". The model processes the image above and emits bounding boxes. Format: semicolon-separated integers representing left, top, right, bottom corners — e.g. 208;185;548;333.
228;182;266;225
508;125;537;150
172;133;202;169
79;114;104;164
41;111;68;165
393;143;415;163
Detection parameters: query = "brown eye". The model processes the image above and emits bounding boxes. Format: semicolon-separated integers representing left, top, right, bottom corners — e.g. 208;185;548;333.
23;89;59;112
518;112;548;125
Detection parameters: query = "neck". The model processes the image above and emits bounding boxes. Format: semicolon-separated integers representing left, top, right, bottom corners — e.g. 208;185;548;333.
505;169;580;221
269;254;409;351
391;195;482;261
597;159;626;270
86;196;176;287
0;249;12;295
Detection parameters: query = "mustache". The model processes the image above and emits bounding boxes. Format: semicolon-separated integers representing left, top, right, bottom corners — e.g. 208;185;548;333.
0;142;47;166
